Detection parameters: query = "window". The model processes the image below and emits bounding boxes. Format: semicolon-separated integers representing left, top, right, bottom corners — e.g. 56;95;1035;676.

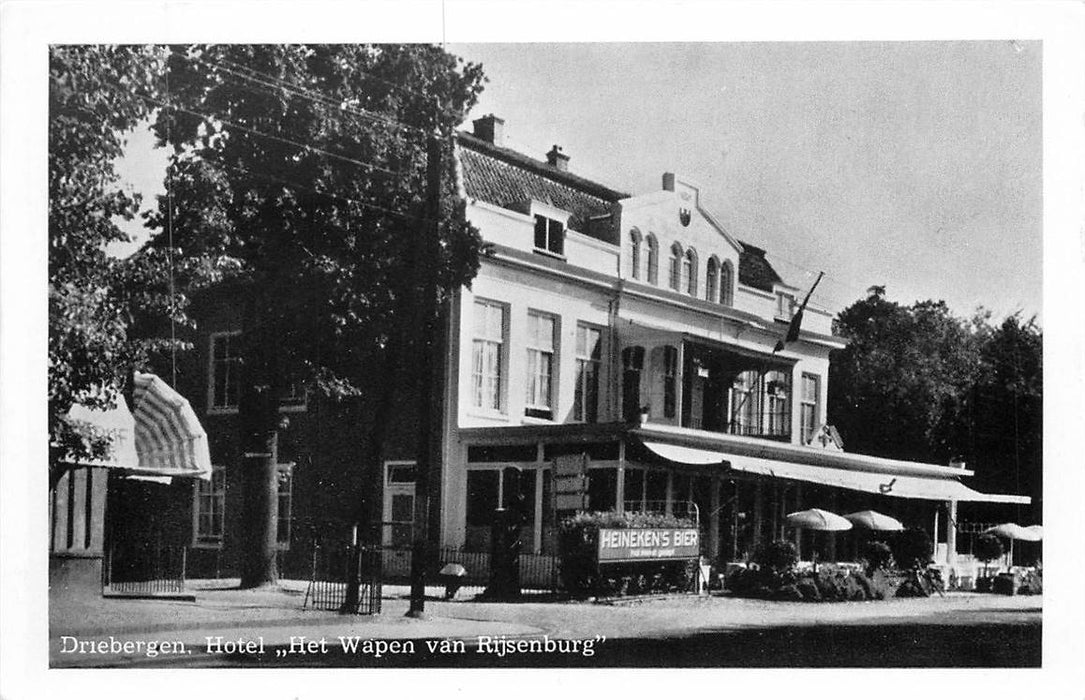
669;243;683;290
209;332;241;412
277;464;292;548
587;468;617;511
525;312;557;419
574;324;602;422
684;249;698;296
622;346;645;421
646;235;659;285
731;370;760;435
765;371;790;438
801;373;820;444
706;257;719;302
663;345;678;418
776;292;796;320
194;465;226;546
629;230;641;280
534;215;565;256
720;260;734;306
471;300;506;411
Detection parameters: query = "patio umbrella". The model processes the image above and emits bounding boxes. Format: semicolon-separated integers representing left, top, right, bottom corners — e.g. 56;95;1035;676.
984;523;1040;568
786;509;852;572
786;508;854;531
843;510;905;532
1024;525;1043;541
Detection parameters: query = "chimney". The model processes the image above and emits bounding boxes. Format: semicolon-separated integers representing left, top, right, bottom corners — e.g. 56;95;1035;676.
546;145;570;172
472;114;505;147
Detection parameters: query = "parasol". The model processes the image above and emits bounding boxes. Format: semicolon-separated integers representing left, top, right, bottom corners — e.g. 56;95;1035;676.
843;510;905;532
984;523;1041;569
785;509;852;573
785;508;854;531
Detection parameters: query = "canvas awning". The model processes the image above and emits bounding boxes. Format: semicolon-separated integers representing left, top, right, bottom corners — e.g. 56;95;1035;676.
61;372;212;481
639;441;1030;504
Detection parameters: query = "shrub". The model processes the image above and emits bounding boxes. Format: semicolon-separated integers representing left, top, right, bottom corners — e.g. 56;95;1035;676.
973;534;1004;577
861;541;894;574
558;510;697;596
753;540;799;574
1018;570;1042;595
891;528;933;570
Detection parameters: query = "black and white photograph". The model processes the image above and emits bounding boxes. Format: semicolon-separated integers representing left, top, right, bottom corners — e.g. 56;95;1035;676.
3;0;1084;696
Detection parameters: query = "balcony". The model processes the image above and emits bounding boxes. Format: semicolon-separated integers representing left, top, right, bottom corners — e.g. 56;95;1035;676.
619;327;795;443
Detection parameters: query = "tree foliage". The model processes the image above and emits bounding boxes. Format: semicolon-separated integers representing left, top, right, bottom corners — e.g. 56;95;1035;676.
829;287;983;462
48;45;169;480
143;44;487;585
147;44;485;397
829;287;1042;518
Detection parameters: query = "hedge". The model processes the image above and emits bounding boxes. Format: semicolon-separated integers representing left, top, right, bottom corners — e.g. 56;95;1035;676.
558;511;697;596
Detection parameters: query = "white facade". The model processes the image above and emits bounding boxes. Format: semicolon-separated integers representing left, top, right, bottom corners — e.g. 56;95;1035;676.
434;123;848;558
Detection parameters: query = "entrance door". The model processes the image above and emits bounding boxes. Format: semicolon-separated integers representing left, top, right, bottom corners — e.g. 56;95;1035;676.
382;462;416;547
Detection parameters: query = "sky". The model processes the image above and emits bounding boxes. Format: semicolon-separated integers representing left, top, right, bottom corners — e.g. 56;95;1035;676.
114;41;1043;324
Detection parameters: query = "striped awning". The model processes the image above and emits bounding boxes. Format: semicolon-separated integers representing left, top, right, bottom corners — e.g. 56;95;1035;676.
129;372;212;481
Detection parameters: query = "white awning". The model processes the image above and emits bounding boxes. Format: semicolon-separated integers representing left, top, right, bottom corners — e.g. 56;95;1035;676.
62;373;212;481
640;441;1030;504
130;372;212;481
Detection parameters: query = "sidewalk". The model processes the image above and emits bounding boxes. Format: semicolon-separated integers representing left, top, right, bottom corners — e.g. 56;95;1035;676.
49;579;1042;667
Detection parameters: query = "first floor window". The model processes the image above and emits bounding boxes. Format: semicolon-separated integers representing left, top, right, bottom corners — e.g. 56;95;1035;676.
525;312;556;419
663;345;678;418
194;465;226;546
574;324;602;422
801;373;820;444
209;332;241;411
472;300;505;411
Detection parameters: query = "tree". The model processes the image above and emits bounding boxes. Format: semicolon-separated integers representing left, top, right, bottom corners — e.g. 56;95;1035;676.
48;45;170;485
973;533;1003;578
958;314;1043;522
829;287;983;463
147;45;486;587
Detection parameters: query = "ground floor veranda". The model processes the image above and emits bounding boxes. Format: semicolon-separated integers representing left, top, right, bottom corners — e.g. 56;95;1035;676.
449;421;1032;575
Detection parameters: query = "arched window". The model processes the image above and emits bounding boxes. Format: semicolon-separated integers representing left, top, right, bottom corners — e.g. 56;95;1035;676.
646;235;659;285
683;249;698;296
706;257;719;302
669;243;683;291
628;230;642;280
720;260;734;306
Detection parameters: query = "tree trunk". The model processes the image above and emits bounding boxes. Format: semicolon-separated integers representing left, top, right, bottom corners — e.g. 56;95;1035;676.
238;349;280;589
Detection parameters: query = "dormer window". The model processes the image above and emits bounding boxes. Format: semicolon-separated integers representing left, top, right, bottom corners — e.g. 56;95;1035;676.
534;215;565;256
776;291;796;320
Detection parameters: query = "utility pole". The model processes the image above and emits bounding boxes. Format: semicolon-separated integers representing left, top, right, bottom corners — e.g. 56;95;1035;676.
406;125;444;617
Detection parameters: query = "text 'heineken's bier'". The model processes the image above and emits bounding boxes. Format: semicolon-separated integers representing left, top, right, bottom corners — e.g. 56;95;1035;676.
597;527;699;562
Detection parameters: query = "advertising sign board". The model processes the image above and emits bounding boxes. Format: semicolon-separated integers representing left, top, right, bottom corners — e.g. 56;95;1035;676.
597;527;700;562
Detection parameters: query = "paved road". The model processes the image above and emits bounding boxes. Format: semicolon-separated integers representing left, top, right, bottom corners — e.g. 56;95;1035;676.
50;583;1041;668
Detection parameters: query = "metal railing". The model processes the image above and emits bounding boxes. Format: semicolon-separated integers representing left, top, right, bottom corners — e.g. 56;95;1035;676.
102;541;187;595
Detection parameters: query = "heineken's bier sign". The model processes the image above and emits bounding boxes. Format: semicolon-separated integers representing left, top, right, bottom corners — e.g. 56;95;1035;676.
597;527;699;562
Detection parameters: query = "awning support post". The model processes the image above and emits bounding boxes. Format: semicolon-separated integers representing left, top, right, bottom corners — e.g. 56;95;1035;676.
945;500;958;576
708;475;721;562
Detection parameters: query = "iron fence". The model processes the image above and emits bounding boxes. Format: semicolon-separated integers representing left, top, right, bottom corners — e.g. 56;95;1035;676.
102;541;187;595
303;541;382;615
